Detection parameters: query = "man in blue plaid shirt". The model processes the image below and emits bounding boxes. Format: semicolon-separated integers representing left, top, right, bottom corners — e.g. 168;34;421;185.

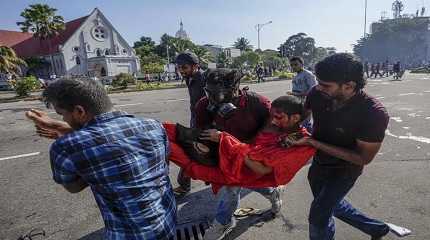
26;78;176;239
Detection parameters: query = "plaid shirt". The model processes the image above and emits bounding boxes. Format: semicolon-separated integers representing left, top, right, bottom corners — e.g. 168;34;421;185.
50;111;176;240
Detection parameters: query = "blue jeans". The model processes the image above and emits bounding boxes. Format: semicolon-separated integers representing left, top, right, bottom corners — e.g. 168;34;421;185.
308;164;389;240
215;186;273;225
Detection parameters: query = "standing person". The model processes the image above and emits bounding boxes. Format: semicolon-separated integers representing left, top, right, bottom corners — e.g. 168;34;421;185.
174;51;206;197
289;56;317;132
383;60;389;77
195;68;282;240
25;78;176;240
370;63;376;78
364;61;370;78
376;62;382;78
286;53;390;240
255;64;264;83
290;56;317;98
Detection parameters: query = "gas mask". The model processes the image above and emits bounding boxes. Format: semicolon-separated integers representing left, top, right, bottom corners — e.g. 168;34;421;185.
204;84;237;119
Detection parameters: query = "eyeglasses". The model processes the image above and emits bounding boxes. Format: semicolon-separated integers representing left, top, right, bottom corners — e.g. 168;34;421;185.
18;228;46;240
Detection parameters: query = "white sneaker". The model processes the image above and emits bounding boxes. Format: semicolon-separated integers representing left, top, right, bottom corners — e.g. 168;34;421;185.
265;186;284;215
204;219;236;240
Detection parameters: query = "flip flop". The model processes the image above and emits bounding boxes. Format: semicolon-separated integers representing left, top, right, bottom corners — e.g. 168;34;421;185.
234;207;264;218
386;223;412;237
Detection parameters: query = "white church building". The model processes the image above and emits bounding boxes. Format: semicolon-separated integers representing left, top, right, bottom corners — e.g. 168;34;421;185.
0;8;140;79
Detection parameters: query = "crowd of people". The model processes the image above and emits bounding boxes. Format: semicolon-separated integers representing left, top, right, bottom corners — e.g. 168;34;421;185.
363;60;403;80
25;52;398;240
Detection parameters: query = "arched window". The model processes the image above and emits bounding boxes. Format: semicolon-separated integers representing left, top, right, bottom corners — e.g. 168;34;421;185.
76;56;81;65
105;49;110;55
96;49;102;57
100;67;107;77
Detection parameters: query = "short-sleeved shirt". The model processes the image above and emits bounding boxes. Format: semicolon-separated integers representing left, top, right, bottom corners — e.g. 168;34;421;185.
305;87;389;174
291;69;317;95
50;111;176;240
195;90;271;142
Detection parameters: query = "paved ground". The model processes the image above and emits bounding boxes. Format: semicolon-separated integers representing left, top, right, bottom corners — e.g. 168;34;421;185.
0;74;429;240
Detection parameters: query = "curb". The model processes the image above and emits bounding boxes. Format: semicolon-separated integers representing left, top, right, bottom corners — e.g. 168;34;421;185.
0;77;290;104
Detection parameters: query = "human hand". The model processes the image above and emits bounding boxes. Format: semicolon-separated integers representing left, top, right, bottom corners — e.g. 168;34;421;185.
35;125;62;139
280;133;312;147
199;129;222;142
26;109;72;139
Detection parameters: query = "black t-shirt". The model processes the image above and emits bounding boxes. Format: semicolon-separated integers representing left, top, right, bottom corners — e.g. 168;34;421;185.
305;87;389;173
186;70;206;112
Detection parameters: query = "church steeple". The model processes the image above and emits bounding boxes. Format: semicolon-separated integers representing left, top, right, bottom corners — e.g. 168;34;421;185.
175;19;190;40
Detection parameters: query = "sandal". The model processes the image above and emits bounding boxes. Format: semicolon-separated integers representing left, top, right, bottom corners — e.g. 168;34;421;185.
233;207;263;218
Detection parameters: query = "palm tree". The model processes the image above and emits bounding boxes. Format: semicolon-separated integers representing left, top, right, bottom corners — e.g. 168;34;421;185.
234;37;253;52
170;38;195;55
192;46;213;65
17;4;65;76
0;46;27;77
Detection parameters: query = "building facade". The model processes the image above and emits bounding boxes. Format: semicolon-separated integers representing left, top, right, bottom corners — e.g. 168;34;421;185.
0;8;140;80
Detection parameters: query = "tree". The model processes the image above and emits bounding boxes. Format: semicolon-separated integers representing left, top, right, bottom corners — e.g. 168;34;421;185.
353;17;427;65
217;52;231;68
0;46;27;77
231;51;261;69
326;47;337;55
279;33;316;65
260;49;288;71
133;36;156;57
234;37;253;52
17;4;65;75
170;38;195;54
192;46;213;66
133;36;155;49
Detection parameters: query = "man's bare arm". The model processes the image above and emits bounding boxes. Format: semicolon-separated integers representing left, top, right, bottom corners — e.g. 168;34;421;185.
309;138;382;166
244;156;273;175
290;137;382;166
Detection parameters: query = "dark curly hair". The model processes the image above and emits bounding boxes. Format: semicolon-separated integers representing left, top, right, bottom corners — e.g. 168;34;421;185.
271;95;305;120
315;53;366;90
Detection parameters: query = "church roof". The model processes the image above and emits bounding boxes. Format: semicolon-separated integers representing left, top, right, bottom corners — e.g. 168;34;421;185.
0;15;88;58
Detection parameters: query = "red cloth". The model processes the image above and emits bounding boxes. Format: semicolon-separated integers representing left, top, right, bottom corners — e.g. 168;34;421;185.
163;123;316;193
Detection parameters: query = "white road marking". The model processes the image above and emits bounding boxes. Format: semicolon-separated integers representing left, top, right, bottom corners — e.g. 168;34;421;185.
115;102;144;107
399;93;417;96
166;98;186;102
113;99;187;108
0;152;40;162
386;129;430;144
390;117;403;122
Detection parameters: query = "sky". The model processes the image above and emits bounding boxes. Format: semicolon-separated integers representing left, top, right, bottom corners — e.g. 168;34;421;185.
0;0;428;52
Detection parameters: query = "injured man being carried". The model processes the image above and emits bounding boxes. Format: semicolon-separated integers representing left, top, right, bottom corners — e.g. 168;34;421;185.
164;94;316;192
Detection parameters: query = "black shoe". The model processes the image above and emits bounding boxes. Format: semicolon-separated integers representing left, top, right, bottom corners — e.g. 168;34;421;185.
370;226;390;240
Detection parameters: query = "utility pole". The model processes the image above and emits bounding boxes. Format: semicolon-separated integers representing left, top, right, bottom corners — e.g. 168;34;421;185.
166;45;170;64
364;0;368;37
255;21;273;50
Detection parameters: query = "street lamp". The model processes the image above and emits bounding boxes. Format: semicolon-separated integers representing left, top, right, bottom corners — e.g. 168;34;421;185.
255;21;273;50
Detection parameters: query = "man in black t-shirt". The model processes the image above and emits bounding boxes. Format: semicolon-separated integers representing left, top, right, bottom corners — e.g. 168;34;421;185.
174;51;206;197
287;54;390;240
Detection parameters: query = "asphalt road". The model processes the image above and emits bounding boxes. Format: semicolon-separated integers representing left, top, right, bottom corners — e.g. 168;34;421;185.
0;74;429;240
